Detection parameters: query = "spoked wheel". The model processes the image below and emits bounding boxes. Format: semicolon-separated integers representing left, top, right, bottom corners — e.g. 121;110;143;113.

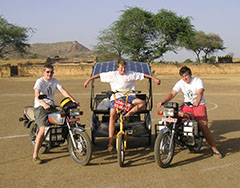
117;133;125;167
188;134;203;153
68;130;92;166
154;132;175;168
29;123;49;154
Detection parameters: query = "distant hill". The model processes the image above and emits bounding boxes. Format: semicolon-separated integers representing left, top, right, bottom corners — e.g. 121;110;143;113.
5;41;94;59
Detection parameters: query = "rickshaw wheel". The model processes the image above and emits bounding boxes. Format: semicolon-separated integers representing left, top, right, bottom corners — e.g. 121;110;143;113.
147;132;152;145
91;130;96;145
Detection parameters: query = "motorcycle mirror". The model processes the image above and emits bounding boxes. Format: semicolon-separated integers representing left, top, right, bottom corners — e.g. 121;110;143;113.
38;94;47;100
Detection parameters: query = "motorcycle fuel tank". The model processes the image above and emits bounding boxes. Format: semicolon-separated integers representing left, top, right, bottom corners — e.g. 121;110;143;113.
48;111;65;125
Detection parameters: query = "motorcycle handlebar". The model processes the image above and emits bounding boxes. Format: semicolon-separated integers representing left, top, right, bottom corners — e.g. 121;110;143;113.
38;94;47;100
38;95;79;107
110;90;141;94
161;102;193;108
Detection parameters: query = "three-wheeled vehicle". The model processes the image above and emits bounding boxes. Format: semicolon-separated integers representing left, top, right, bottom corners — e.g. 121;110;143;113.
90;61;153;146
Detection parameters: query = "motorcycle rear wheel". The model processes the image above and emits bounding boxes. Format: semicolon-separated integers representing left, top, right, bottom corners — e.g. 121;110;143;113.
117;133;125;167
68;130;92;165
154;132;175;168
29;123;49;154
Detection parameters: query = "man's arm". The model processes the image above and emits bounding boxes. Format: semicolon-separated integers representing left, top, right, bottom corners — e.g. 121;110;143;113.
84;74;100;88
59;87;79;104
193;88;204;107
144;74;161;85
156;90;178;108
34;89;51;110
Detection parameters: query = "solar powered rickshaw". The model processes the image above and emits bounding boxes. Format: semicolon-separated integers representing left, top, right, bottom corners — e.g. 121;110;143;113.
90;61;153;148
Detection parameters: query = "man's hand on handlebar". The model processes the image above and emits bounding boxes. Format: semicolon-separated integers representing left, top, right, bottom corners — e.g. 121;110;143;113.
43;103;51;110
156;102;164;108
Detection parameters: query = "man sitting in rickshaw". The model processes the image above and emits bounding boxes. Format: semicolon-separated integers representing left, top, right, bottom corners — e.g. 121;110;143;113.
84;59;161;152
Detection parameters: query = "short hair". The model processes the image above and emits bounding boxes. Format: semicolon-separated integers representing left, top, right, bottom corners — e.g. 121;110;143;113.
43;63;54;71
179;66;192;76
116;59;126;68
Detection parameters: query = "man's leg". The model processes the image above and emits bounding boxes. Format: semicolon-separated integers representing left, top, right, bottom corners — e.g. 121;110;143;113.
124;98;145;118
108;109;116;151
198;120;222;158
33;126;45;160
186;105;222;158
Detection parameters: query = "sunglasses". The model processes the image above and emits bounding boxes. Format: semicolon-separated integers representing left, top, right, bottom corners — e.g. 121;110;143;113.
45;71;54;74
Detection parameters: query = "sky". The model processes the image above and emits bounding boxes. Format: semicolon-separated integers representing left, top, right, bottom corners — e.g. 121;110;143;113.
0;0;239;62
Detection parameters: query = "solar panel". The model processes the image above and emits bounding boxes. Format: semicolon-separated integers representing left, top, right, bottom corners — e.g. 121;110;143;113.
91;61;152;76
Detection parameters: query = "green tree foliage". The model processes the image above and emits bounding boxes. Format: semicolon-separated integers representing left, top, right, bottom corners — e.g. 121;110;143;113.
0;16;32;58
185;31;225;63
94;7;225;63
202;33;225;63
115;7;154;62
93;24;123;62
149;9;194;63
94;7;194;63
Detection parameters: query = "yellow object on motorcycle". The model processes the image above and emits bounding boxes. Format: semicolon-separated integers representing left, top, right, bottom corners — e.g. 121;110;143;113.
60;97;77;112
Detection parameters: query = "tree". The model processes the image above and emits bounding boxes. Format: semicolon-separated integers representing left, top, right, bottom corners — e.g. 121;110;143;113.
184;31;205;63
149;9;194;63
202;33;225;63
115;7;154;62
0;16;32;58
94;7;195;63
185;31;225;63
93;24;123;62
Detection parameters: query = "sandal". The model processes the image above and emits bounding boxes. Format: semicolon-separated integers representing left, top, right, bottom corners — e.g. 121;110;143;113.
32;157;42;164
213;151;223;159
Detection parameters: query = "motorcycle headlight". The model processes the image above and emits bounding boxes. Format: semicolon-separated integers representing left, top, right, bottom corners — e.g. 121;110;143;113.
163;108;174;117
69;108;80;116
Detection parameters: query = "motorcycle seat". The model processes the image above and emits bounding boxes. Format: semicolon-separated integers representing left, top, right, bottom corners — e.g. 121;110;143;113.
24;106;35;121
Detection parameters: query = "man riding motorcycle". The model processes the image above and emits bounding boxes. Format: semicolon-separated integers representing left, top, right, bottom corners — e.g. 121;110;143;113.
32;64;79;164
156;66;223;159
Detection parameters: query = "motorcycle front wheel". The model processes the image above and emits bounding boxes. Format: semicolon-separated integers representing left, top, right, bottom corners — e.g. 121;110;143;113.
29;123;49;154
154;132;175;168
68;130;92;165
117;133;125;167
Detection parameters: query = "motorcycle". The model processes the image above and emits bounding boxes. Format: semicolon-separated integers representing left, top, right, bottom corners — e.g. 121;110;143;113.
19;95;92;165
154;102;204;168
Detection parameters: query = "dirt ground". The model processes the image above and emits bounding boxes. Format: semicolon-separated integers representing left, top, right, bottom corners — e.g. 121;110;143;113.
0;74;240;188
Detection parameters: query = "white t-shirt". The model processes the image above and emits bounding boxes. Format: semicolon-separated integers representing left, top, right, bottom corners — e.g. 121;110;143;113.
100;71;144;101
33;77;62;108
173;77;205;105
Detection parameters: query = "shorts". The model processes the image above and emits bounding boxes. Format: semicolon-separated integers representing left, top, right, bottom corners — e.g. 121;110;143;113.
34;106;58;127
180;104;208;121
110;96;136;109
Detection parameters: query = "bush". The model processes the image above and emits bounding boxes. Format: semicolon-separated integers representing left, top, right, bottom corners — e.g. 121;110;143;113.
30;54;38;59
209;56;216;64
183;59;193;63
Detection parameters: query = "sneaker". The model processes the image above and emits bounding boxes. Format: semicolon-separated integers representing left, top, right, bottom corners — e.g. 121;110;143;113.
32;157;42;164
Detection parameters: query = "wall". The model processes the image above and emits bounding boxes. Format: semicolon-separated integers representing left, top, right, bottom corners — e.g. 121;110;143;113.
1;63;240;77
0;64;11;77
151;63;240;75
17;63;93;77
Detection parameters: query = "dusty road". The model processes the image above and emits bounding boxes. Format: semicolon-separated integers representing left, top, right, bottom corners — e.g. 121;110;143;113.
0;74;240;188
